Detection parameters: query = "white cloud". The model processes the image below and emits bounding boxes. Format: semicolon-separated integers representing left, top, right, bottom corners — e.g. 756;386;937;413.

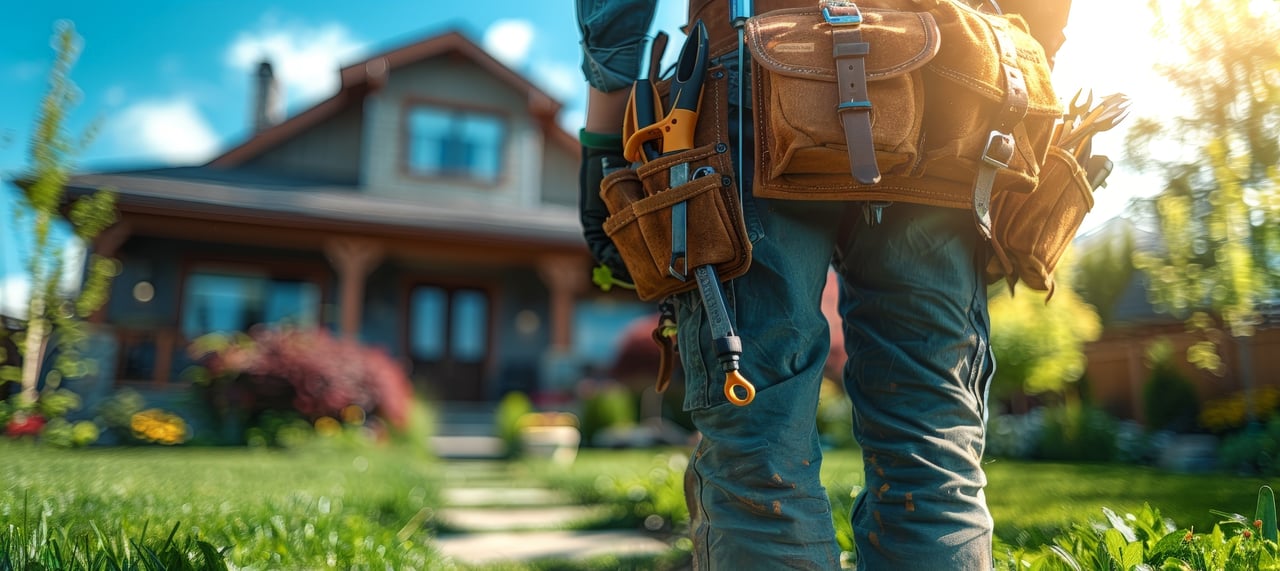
110;98;220;164
226;21;365;104
0;274;29;318
483;19;535;68
531;60;582;102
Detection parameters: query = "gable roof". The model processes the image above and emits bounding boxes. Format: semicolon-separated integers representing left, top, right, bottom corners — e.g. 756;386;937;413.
209;29;578;168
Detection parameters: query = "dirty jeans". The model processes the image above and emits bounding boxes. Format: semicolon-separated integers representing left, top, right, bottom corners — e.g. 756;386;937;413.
677;98;995;570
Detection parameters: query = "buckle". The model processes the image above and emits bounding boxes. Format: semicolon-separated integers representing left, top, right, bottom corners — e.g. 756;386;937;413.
822;1;863;26
980;130;1015;170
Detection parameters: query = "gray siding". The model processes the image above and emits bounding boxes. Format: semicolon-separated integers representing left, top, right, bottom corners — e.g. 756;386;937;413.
244;104;364;183
361;57;543;207
541;139;579;208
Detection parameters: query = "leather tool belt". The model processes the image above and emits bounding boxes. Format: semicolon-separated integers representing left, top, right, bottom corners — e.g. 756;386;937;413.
745;0;1091;291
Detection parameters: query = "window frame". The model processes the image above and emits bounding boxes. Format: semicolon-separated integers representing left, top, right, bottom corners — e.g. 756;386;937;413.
399;96;511;188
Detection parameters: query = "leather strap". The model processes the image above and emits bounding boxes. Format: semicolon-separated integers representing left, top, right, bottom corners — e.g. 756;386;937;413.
826;1;881;185
973;15;1028;239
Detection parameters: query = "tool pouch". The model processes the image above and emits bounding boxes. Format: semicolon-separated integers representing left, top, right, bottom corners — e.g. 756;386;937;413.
985;145;1093;296
601;66;752;302
745;1;1060;208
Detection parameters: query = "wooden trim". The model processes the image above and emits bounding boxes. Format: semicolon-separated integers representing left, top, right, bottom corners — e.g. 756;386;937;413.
397;95;512;189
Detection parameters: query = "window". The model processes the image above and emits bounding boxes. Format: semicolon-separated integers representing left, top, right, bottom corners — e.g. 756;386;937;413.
181;272;321;338
406;105;505;183
408;285;489;363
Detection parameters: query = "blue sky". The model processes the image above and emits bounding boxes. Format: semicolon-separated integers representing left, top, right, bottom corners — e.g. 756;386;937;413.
0;0;1176;315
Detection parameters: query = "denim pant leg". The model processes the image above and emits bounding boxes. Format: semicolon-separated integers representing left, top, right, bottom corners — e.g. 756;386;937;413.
678;196;845;571
835;203;995;570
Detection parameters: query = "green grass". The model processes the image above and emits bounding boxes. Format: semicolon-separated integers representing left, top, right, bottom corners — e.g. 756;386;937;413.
548;448;1273;550
0;440;445;569
3;441;1273;569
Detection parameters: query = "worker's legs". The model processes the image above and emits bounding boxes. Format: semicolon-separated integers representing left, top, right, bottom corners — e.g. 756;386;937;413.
835;203;996;570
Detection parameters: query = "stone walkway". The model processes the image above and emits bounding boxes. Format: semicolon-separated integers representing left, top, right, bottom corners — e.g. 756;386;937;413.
432;460;675;568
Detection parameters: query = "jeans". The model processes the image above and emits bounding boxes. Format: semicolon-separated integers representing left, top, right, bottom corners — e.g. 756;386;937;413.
677;77;995;570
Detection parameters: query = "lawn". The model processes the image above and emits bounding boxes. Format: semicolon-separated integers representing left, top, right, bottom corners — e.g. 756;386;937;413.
0;440;445;569
546;448;1275;549
2;441;1273;569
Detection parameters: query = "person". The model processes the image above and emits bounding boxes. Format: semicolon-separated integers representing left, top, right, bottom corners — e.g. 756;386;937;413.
575;1;1072;568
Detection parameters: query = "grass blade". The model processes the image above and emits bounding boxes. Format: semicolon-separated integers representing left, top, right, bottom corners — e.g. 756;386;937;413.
1256;485;1277;543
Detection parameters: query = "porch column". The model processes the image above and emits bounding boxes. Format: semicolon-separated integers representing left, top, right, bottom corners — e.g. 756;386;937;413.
537;255;586;351
537;255;587;392
90;222;132;324
324;238;384;340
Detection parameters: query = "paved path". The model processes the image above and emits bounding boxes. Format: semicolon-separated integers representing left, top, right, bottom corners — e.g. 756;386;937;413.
432;460;676;568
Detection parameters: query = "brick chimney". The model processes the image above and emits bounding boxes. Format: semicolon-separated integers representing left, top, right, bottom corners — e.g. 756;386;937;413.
252;59;282;132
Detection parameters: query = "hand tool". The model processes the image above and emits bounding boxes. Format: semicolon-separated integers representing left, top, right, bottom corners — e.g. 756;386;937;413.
1085;154;1114;191
626;20;756;406
622;32;668;164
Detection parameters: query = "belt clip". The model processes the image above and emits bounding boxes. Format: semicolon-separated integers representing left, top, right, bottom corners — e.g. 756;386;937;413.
980;130;1015;170
822;1;863;26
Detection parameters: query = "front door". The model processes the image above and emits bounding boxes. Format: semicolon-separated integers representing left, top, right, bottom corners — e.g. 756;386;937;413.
407;284;491;401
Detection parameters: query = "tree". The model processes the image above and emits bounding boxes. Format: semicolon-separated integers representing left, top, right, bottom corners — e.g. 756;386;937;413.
2;21;117;403
1125;0;1280;374
988;249;1103;410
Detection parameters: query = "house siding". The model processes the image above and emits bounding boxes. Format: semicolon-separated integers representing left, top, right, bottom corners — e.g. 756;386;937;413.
541;140;578;208
361;57;543;206
243;103;364;183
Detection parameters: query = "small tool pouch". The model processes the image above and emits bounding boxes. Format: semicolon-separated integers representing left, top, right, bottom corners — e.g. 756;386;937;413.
985;145;1093;296
601;66;752;302
745;1;1061;211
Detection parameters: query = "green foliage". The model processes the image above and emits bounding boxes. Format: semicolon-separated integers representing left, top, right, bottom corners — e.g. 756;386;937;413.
1073;222;1137;326
531;450;690;533
1000;488;1280;569
817;378;854;449
4;20;118;401
579;384;637;445
988;253;1103;400
494;391;534;456
1142;339;1201;432
1037;403;1118;462
1127;0;1280;370
0;441;442;568
1;516;230;570
1219;416;1280;474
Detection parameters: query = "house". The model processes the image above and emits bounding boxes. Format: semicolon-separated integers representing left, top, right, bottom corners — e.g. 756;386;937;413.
56;30;653;413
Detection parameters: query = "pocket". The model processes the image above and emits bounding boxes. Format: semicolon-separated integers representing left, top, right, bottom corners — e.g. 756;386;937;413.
602;143;752;302
914;1;1060;194
986;146;1093;295
746;7;939;198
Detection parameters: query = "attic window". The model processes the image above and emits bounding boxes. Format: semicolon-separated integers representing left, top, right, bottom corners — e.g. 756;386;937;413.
406;104;505;184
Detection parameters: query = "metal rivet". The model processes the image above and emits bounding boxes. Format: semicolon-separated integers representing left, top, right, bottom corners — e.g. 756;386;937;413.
715;143;728;153
721;176;732;186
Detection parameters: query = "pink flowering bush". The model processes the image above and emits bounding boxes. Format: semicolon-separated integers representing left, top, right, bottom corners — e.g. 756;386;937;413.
191;328;413;435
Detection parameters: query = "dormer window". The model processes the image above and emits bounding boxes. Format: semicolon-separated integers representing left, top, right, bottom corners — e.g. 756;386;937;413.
405;103;506;184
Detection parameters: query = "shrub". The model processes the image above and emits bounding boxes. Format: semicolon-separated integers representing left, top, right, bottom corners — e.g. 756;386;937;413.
1219;416;1280;475
1201;386;1280;434
580;384;636;446
494;391;534;456
1037;402;1118;462
1143;339;1201;432
190;328;414;441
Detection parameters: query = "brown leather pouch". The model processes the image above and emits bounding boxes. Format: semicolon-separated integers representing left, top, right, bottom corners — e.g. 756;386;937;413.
601;66;751;302
747;6;939;192
746;1;1060;207
986;145;1093;295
